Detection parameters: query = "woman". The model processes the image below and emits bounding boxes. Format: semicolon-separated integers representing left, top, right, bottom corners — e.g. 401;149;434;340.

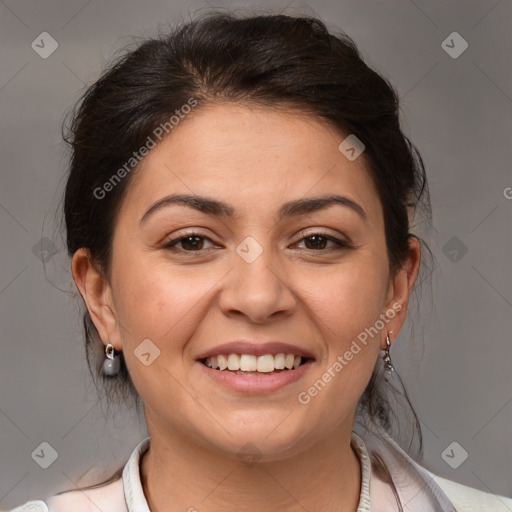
10;12;512;512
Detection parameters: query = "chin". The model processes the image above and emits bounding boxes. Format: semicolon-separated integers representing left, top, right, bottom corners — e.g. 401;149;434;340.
199;418;312;460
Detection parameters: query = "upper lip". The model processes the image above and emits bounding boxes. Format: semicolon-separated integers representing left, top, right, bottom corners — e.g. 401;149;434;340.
196;340;316;360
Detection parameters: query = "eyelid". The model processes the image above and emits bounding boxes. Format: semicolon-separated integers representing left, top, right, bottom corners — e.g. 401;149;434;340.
293;231;351;249
162;230;219;249
295;227;351;244
161;228;353;253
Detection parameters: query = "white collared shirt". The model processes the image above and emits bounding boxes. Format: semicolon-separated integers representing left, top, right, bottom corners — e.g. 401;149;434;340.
8;431;512;511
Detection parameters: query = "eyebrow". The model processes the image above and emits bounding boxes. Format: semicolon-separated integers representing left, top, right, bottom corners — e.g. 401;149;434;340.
140;193;367;225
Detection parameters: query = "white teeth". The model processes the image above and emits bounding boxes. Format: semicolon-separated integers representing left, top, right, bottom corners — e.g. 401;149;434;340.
204;353;305;372
257;354;275;373
227;354;240;371
217;354;228;370
274;353;285;369
240;354;257;372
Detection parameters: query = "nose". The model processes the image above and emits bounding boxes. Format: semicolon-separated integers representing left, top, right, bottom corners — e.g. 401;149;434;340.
218;244;296;324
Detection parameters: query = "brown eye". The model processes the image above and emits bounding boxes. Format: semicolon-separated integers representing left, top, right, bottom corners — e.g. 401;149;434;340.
295;233;350;251
180;235;204;250
163;233;215;252
304;235;328;250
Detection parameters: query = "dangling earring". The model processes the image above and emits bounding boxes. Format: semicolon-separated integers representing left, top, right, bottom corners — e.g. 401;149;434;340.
382;332;395;374
102;342;120;376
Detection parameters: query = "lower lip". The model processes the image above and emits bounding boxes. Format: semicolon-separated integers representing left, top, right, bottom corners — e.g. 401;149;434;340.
197;360;314;394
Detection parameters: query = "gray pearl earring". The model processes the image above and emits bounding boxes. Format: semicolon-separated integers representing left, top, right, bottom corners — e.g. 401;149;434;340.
382;332;395;374
102;342;120;376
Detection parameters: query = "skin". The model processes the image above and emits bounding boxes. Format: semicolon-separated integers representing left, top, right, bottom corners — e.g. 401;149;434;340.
72;103;420;512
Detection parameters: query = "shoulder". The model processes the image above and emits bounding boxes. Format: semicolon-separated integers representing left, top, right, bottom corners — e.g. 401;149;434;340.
8;437;150;512
8;501;49;512
365;426;512;512
7;478;126;512
425;469;512;512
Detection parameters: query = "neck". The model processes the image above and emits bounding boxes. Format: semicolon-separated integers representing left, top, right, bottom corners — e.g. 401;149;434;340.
140;419;362;512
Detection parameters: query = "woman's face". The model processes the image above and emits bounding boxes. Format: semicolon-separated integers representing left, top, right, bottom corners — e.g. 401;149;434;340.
76;103;416;459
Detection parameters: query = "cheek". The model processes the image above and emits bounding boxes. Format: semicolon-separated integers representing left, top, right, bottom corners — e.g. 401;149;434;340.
294;261;386;426
111;255;214;348
300;256;389;341
109;256;217;408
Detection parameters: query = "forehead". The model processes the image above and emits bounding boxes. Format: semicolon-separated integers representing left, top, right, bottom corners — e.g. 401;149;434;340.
119;103;381;223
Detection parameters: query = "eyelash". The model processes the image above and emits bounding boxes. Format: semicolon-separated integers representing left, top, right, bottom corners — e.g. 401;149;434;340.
162;231;351;253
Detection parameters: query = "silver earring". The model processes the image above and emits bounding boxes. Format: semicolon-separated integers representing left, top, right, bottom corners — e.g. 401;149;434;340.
102;343;120;376
382;333;394;374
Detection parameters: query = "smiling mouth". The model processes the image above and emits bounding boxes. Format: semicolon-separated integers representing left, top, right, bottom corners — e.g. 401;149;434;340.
199;353;314;376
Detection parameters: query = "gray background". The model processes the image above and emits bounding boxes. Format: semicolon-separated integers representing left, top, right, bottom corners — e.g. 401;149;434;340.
1;0;511;508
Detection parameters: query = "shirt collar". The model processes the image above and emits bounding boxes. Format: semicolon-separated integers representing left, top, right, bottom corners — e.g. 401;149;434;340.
122;437;151;512
122;432;372;512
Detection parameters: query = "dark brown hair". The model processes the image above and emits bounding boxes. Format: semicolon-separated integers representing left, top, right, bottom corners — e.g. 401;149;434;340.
63;12;433;509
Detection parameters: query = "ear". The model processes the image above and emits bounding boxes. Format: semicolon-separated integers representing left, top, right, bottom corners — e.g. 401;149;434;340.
382;235;421;349
71;248;123;351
